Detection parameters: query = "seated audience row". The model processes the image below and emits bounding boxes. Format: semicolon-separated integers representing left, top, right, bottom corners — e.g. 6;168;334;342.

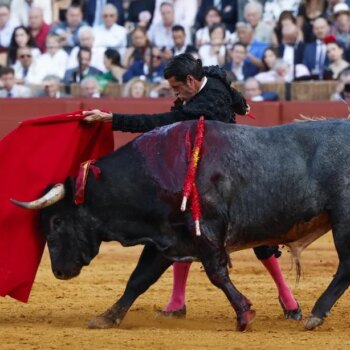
2;0;350;100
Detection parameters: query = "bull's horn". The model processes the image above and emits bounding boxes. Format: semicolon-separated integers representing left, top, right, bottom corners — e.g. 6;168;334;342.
10;183;65;210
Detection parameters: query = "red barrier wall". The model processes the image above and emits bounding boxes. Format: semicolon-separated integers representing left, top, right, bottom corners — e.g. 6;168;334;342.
238;101;281;126
280;101;349;124
0;99;348;147
0;99;82;139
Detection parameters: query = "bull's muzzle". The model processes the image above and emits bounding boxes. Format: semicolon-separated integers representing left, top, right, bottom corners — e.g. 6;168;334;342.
53;268;81;280
10;183;65;209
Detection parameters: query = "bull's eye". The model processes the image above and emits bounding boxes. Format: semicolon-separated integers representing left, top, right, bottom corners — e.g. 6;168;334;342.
53;217;63;230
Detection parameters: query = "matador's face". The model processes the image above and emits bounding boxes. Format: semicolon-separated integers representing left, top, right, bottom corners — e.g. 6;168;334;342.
167;75;201;102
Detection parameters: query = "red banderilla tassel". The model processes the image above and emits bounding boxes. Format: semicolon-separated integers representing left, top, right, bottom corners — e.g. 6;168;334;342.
74;160;101;205
181;117;205;236
181;116;205;211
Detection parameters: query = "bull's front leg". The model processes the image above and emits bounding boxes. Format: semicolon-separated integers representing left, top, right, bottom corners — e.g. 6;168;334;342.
88;244;172;329
198;234;256;332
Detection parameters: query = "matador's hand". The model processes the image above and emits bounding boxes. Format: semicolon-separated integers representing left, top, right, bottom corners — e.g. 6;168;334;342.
83;109;113;123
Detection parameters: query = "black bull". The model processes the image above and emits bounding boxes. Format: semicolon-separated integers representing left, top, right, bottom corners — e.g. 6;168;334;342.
13;119;350;331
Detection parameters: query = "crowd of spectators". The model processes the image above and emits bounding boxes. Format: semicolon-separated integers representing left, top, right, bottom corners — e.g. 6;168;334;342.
1;0;350;101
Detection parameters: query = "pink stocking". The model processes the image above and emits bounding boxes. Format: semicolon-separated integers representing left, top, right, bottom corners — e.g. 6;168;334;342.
163;262;192;312
261;255;298;310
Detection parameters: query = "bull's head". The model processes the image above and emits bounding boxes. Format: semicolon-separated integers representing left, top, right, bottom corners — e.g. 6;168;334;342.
11;179;102;280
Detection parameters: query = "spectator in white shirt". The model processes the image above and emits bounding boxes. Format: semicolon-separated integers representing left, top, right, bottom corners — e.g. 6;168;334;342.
12;46;42;85
152;0;197;28
263;0;300;27
148;2;190;50
93;4;127;52
256;57;310;83
255;45;310;83
0;4;19;48
10;0;53;26
244;1;274;44
67;26;106;72
225;41;252;81
0;66;31;97
36;34;69;80
195;7;231;48
199;23;227;67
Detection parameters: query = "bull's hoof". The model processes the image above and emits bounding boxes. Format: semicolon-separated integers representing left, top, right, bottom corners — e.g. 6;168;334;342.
155;305;187;319
304;315;324;330
279;297;303;321
88;311;119;329
236;309;256;332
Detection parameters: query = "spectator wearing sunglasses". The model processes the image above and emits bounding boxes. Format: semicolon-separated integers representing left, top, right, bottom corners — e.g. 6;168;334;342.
12;46;42;84
83;0;124;27
93;4;127;52
122;46;166;83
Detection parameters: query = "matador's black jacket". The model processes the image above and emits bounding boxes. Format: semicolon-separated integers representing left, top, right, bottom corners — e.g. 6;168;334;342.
111;66;249;133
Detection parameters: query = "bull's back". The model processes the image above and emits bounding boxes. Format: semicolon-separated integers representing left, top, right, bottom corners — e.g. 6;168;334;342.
197;119;350;244
131;118;350;197
202;119;350;192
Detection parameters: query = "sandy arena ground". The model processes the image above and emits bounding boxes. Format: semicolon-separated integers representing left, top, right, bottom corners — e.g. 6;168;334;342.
1;232;350;350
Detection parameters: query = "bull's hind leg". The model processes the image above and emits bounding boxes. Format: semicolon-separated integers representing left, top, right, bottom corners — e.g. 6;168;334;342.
197;230;255;332
305;213;350;330
88;244;172;329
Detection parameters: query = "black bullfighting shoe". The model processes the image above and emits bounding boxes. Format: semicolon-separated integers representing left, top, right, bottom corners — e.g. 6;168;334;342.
155;305;187;319
279;297;302;320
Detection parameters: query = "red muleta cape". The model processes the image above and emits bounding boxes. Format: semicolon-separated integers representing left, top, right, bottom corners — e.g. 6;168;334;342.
0;112;114;302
